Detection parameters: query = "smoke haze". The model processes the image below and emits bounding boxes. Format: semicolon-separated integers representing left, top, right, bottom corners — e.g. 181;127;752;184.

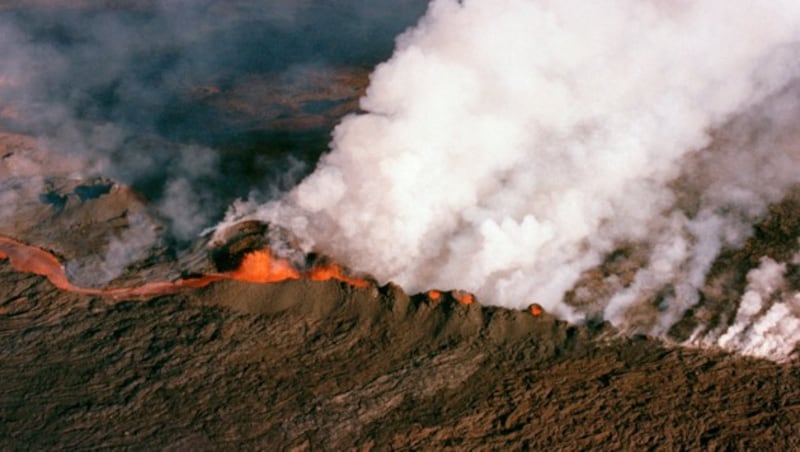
0;0;429;238
0;0;428;283
222;0;800;359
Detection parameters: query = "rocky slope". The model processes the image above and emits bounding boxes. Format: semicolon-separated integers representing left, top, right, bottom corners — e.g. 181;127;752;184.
2;260;800;449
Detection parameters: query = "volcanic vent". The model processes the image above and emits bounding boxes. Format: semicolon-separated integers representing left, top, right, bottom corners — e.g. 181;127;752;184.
208;220;373;288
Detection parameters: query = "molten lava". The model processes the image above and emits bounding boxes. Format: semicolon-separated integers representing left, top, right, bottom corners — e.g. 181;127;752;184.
1;234;495;314
229;248;370;288
0;235;225;298
229;249;301;283
308;263;371;288
452;290;475;306
529;303;543;316
0;235;371;300
0;236;72;290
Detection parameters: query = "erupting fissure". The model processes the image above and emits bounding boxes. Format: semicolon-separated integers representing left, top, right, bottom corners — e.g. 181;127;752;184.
231;248;372;288
229;249;301;283
0;234;501;314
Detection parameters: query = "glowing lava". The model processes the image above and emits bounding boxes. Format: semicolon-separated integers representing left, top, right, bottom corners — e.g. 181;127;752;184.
0;234;488;310
308;263;371;288
231;248;371;288
0;235;224;298
229;249;301;283
452;290;475;306
0;236;371;299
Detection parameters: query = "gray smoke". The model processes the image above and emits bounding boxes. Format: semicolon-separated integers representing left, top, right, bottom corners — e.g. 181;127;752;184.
0;0;429;238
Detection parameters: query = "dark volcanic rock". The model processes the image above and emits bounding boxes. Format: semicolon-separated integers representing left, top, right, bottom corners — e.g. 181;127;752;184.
1;261;799;449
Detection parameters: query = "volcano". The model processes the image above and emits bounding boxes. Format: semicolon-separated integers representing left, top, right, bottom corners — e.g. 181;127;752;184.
3;1;800;449
3;177;800;448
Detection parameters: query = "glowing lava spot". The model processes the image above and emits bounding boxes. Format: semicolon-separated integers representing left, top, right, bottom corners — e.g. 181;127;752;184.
427;290;442;302
228;249;301;283
529;303;543;317
453;290;475;306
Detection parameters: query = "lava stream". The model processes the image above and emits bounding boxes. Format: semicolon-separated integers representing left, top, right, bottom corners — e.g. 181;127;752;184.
0;236;371;299
308;265;371;288
0;236;225;298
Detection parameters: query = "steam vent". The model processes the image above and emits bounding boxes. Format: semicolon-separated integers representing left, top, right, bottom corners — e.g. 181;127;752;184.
2;1;800;449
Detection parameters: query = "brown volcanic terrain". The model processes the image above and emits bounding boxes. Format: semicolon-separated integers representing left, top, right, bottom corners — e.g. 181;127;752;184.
2;2;800;449
2;255;800;449
1;133;800;449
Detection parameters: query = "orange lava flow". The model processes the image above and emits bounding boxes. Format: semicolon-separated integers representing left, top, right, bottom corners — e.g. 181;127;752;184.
427;290;442;302
0;236;72;290
0;236;372;300
0;236;224;299
529;303;543;316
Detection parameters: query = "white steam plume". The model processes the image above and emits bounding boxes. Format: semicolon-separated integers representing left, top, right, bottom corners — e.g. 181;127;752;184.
691;254;800;361
222;0;800;330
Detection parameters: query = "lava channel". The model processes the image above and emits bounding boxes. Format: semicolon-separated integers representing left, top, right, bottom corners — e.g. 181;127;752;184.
0;235;371;299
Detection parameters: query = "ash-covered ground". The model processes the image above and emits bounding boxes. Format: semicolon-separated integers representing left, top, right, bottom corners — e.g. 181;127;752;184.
2;1;800;449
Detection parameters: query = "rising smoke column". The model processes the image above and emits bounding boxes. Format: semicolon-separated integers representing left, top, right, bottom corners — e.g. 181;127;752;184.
227;0;800;332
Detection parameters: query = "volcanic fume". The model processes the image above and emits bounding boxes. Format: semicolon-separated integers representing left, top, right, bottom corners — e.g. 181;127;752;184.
220;0;800;357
